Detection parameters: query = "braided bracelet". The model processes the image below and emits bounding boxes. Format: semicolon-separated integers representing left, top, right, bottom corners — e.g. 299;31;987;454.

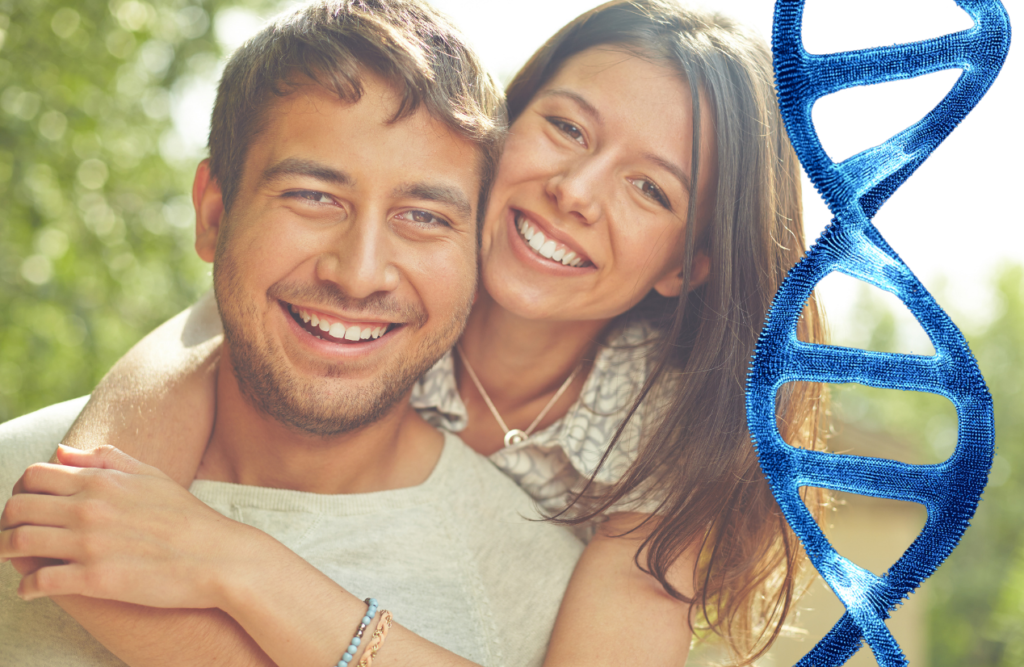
356;610;392;667
335;598;378;667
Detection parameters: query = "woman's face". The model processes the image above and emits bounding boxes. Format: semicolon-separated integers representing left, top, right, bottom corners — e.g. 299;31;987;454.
479;47;715;323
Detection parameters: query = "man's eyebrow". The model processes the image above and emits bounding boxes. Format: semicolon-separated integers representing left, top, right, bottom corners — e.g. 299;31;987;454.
394;183;473;221
644;152;692;194
538;89;602;124
260;157;352;187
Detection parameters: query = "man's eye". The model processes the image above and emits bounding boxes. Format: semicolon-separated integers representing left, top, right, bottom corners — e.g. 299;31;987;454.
289;190;335;204
629;178;670;209
548;118;586;146
397;210;449;226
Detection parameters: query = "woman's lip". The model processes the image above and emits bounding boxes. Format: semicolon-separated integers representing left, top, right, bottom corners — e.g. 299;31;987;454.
509;208;593;266
505;209;596;274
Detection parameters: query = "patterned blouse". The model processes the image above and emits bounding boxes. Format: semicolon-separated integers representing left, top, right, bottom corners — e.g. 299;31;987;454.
410;323;666;524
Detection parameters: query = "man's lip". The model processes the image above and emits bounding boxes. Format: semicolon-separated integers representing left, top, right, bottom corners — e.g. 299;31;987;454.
510;208;593;266
281;300;399;343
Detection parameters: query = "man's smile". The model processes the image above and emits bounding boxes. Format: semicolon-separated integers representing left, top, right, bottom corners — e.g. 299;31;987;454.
281;301;401;346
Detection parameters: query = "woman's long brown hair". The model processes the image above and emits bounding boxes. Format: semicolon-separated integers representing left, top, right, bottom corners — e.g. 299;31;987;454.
504;2;829;663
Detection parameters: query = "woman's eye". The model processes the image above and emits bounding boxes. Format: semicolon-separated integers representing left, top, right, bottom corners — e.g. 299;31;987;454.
397;210;449;227
289;190;335;205
548;118;586;146
629;178;670;209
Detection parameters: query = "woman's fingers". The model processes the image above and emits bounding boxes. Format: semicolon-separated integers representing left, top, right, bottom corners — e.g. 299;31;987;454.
17;562;88;601
11;462;82;497
55;444;158;476
9;556;58;577
0;524;74;562
1;491;77;530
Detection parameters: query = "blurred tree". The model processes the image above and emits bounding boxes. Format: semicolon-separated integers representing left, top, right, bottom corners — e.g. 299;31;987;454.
830;266;1024;665
0;0;275;422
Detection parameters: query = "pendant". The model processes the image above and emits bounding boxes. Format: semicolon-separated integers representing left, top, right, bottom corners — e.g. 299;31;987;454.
503;429;528;448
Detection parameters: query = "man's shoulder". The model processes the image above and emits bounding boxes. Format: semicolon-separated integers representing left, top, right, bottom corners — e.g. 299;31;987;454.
433;431;529;500
0;396;88;498
433;431;581;540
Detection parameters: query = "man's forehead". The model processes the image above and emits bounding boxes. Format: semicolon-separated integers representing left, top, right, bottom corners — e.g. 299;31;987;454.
242;82;484;211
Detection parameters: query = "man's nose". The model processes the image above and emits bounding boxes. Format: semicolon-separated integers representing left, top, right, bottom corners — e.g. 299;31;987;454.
315;215;400;298
544;156;605;225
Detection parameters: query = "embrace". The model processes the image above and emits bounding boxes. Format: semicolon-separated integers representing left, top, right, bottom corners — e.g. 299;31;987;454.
0;0;827;665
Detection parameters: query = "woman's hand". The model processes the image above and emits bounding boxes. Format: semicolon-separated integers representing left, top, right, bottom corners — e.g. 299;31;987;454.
0;445;254;609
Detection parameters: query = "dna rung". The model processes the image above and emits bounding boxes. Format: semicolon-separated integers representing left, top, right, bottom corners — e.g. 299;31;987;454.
747;0;1009;664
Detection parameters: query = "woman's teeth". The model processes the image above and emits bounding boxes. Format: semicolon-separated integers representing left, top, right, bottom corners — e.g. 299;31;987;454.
516;214;586;267
291;305;388;342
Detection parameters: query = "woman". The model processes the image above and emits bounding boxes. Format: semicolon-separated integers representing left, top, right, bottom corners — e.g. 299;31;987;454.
4;0;827;664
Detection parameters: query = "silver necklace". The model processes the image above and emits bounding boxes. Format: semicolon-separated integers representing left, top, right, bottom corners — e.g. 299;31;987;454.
456;344;583;448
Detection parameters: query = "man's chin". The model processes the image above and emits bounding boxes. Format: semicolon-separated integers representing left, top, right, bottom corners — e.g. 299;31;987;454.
237;370;412;438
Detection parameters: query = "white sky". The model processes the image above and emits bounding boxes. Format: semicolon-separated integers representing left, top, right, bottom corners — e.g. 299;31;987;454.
192;0;1023;340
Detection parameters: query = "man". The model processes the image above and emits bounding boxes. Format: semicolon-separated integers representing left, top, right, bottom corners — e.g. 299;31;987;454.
0;2;583;665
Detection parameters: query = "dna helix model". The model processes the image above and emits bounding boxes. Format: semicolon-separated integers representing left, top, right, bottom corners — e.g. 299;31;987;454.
745;1;1011;665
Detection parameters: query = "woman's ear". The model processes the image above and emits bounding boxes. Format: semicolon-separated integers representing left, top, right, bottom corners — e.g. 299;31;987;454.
192;159;225;263
653;251;711;298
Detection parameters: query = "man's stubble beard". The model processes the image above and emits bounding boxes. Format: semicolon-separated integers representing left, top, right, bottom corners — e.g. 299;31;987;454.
212;228;473;438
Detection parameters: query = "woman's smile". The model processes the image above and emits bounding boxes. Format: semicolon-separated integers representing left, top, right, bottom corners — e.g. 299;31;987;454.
507;207;595;271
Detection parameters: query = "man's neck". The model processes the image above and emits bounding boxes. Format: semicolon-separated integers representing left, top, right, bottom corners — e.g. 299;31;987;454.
195;354;443;495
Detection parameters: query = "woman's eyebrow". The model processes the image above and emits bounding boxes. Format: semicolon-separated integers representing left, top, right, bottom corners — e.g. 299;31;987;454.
644;152;692;194
538;89;602;124
260;157;352;187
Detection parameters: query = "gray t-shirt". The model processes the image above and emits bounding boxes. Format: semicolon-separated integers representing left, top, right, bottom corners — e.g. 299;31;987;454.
0;398;584;666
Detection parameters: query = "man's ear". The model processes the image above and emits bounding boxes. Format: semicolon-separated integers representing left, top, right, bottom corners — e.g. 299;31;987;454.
192;159;225;263
653;251;711;298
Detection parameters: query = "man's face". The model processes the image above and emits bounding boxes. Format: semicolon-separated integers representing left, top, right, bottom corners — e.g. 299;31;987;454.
196;77;481;436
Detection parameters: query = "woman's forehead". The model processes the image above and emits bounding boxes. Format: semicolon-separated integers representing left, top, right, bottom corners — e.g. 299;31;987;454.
532;46;717;202
543;47;691;103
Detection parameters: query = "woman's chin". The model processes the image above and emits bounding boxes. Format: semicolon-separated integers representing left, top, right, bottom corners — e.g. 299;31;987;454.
484;285;551;321
478;272;558;322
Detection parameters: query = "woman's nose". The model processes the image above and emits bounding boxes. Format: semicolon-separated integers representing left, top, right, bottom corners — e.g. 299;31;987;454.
544;158;603;224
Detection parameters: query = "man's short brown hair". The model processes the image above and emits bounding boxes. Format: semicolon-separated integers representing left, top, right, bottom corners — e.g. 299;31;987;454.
208;0;506;217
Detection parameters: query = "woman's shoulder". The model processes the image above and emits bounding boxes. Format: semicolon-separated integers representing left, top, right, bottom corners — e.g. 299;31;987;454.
409;349;468;432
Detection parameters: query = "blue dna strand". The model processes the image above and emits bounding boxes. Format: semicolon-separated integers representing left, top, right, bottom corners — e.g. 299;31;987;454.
745;1;1011;665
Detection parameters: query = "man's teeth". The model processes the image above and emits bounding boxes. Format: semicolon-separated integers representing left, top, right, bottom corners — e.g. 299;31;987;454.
291;305;388;341
516;215;585;267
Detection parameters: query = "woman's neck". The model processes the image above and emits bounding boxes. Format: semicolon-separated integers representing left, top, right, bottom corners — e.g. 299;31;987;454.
455;290;610;453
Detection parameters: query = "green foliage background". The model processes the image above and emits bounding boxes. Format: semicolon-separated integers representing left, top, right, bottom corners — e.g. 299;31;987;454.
0;0;275;423
1;0;1021;664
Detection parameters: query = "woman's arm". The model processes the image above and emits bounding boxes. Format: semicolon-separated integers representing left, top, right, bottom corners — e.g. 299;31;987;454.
543;512;695;667
4;447;697;667
2;446;473;667
59;291;222;486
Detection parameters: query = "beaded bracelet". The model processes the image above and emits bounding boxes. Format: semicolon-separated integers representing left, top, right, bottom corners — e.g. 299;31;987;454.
336;598;378;667
356;610;393;667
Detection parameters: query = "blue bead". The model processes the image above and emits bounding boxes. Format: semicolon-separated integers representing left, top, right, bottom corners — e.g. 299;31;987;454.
362;615;371;625
345;648;355;658
368;598;377;606
352;637;361;647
